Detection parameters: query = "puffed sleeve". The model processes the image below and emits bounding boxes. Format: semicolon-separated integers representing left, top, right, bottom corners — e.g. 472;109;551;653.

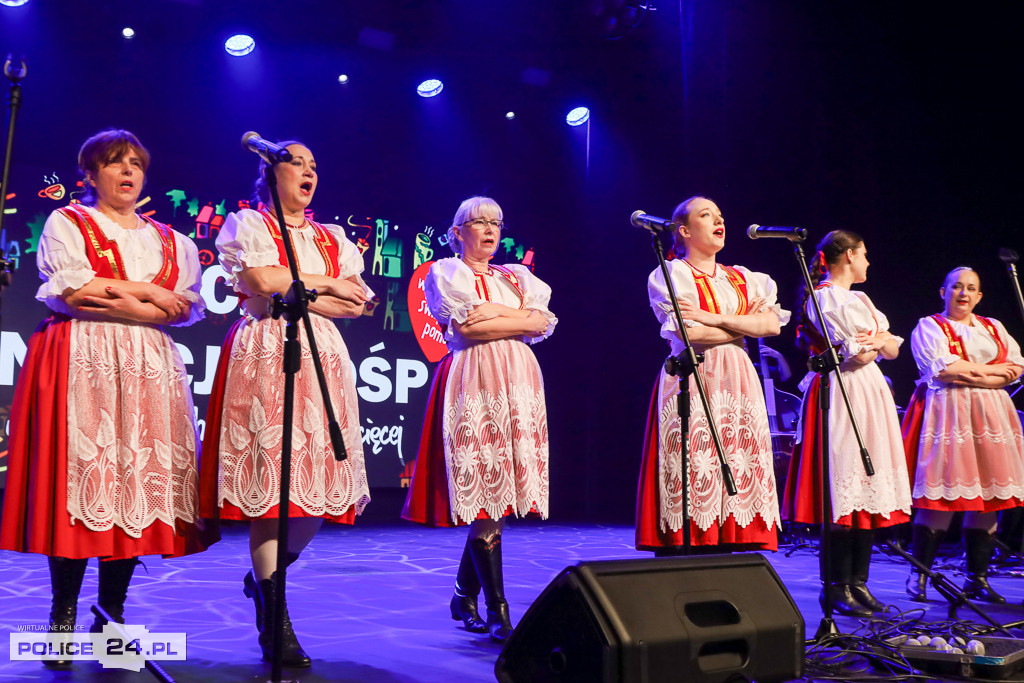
733;265;791;326
506;264;557;342
648;261;701;344
171;231;206;327
861;295;905;348
994;318;1024;367
424;258;485;335
324;223;375;300
216;209;284;295
35;209;96;313
812;288;877;357
910;316;960;380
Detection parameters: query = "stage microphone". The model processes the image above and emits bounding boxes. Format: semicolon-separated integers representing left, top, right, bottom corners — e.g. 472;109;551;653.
631;210;681;233
747;224;807;242
241;132;293;164
999;248;1019;265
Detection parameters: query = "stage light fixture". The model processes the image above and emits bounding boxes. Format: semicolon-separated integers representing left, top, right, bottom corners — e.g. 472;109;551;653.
417;79;443;98
505;112;515;120
122;27;135;39
0;0;30;6
225;34;255;57
338;74;349;84
566;106;590;126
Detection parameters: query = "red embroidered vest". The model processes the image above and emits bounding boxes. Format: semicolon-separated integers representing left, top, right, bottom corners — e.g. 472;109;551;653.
58;204;180;290
929;313;1007;365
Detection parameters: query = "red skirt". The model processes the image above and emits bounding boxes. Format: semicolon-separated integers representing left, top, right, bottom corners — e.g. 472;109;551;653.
635;377;778;551
782;374;910;529
199;318;356;524
0;317;213;560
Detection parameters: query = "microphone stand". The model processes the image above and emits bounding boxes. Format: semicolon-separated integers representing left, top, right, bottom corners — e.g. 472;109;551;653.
261;160;349;683
783;237;874;640
0;56;26;352
648;229;737;555
998;249;1024;329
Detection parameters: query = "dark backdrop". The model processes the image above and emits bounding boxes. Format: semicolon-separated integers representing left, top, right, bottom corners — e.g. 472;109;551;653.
1;1;1022;524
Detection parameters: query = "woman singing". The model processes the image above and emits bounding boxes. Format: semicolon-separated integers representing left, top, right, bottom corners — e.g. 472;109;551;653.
636;196;787;555
782;229;912;616
903;267;1024;604
402;196;556;643
201;141;371;666
0;129;211;667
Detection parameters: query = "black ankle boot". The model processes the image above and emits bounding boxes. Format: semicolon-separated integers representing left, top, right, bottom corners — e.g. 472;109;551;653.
906;525;943;602
244;552;299;631
44;557;88;669
963;529;1005;604
257;574;311;668
849;529;886;613
469;536;513;643
820;529;872;618
450;540;486;633
91;558;138;632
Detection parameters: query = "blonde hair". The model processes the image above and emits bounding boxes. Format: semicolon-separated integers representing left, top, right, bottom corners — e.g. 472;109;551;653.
446;196;503;255
669;195;712;253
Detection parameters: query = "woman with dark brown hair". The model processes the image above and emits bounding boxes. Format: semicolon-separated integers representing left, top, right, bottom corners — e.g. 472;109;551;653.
201;141;371;667
782;229;912;616
0;129;212;667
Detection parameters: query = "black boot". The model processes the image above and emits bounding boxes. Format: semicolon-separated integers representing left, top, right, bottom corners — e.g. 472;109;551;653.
91;558;138;632
44;557;88;669
849;529;886;613
244;552;299;631
906;525;943;602
819;528;872;618
469;536;513;643
962;529;1006;604
450;540;487;633
257;574;311;667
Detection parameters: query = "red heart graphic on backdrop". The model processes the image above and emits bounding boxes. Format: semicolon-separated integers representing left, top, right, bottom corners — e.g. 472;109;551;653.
407;261;449;363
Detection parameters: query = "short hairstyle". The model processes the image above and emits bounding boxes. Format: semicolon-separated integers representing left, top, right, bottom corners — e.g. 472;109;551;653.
76;129;150;206
446;196;503;256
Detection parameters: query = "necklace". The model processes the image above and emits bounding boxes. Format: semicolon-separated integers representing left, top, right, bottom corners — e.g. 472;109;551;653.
683;258;716;277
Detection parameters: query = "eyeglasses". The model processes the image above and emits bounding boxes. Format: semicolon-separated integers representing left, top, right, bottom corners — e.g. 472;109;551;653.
462;218;504;229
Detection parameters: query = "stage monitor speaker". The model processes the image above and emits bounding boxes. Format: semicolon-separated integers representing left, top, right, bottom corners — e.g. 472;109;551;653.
495;554;804;683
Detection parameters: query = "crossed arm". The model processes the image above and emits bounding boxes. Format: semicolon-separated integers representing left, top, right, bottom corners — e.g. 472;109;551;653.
239;266;368;318
937;360;1023;388
67;278;192;325
673;296;781;344
452;302;549;341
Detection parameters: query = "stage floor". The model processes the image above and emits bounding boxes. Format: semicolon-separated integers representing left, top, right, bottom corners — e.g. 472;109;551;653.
3;522;1024;682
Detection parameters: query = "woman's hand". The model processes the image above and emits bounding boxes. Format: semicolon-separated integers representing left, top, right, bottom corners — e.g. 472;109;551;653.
855;332;888;352
79;286;170;323
464;303;509;326
677;299;721;327
745;297;766;314
523;310;549;337
328;278;369;305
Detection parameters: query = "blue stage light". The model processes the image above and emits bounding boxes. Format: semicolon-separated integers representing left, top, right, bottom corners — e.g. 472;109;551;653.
122;27;135;39
505;112;515;120
338;74;349;84
566;107;590;126
0;0;30;6
417;79;443;98
225;34;255;57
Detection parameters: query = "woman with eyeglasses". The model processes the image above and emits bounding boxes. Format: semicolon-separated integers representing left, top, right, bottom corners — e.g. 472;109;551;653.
402;196;556;643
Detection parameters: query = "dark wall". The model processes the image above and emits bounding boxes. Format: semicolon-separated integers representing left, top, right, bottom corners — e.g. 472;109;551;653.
1;1;1022;523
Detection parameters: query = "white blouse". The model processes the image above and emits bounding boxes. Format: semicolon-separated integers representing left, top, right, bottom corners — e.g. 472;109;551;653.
911;314;1024;390
807;285;903;358
35;204;204;326
647;260;790;356
425;257;557;351
216;208;372;318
